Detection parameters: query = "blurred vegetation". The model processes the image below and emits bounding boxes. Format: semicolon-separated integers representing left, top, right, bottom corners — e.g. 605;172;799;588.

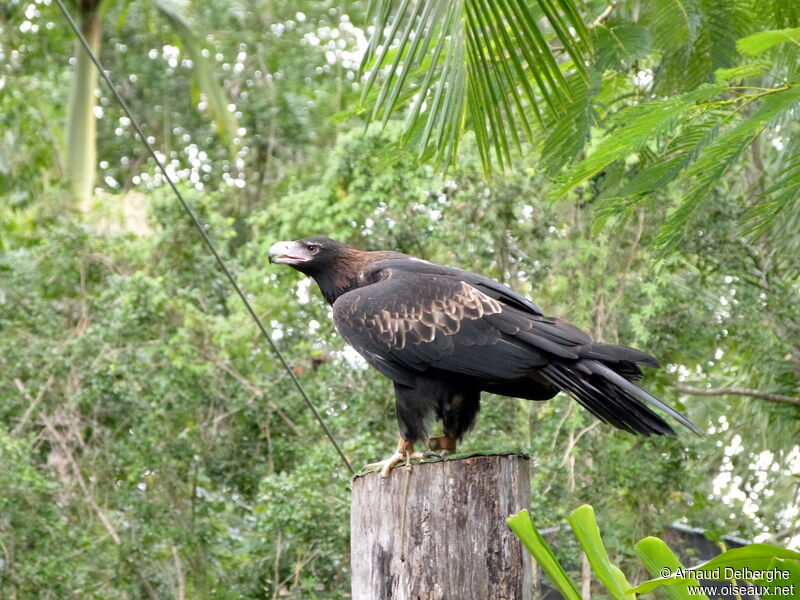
1;0;798;597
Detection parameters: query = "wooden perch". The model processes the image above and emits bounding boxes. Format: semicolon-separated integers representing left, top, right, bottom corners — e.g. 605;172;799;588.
351;454;532;600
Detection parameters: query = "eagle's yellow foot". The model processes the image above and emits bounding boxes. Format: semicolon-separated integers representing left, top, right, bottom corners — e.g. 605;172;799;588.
363;438;425;478
428;435;457;456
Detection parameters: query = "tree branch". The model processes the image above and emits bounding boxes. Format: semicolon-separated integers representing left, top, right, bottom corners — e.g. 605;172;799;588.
12;375;53;435
172;546;186;600
771;523;800;542
41;414;122;544
673;384;800;408
592;1;617;27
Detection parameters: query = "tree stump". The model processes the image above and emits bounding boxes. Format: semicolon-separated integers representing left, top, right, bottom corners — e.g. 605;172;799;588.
351;453;532;600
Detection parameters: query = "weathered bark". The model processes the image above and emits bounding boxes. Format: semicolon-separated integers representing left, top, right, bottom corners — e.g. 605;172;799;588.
351;454;532;600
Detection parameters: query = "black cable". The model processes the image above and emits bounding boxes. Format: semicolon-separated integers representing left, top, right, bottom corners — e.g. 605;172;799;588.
54;0;355;475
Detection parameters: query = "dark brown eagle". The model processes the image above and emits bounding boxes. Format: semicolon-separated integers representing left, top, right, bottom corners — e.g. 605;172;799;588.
269;236;701;476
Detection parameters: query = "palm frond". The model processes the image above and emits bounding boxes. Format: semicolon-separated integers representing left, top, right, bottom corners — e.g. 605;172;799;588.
359;0;590;173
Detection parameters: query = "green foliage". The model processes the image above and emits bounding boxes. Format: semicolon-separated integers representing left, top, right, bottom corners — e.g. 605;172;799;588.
745;153;800;246
507;510;583;600
568;505;635;600
633;543;800;594
737;27;800;56
594;21;652;73
654;85;800;250
58;0;240;205
641;0;702;56
552;83;726;198
539;71;597;175
556;72;800;250
359;0;590;172
148;0;239;153
2;0;800;597
361;0;800;256
635;537;698;600
511;506;800;599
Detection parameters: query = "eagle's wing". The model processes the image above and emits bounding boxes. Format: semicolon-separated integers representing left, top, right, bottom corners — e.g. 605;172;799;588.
454;268;545;315
365;257;546;315
331;262;588;387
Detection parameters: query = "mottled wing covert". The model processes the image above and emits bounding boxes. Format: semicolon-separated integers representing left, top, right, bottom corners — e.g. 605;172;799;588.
332;265;561;385
351;278;502;349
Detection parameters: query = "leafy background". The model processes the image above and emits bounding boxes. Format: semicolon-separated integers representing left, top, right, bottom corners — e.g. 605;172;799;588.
1;0;799;597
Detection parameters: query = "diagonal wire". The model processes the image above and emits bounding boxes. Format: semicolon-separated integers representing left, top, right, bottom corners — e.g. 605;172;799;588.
54;0;355;475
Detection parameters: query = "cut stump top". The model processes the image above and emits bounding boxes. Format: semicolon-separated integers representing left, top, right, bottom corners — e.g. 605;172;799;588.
351;453;532;600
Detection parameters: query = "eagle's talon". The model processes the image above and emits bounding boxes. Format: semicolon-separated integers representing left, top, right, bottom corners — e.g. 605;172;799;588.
362;438;427;477
363;451;426;478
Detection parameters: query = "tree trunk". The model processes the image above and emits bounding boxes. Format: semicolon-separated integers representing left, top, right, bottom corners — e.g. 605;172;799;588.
65;5;102;209
351;454;532;600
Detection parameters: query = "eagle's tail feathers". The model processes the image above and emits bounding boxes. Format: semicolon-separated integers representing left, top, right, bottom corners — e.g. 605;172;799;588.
539;360;702;436
585;360;703;434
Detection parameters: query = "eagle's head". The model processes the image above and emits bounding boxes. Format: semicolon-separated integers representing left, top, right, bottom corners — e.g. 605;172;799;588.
268;236;349;275
269;237;408;304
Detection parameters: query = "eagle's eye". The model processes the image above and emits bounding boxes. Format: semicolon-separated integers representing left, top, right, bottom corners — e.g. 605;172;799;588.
306;244;319;254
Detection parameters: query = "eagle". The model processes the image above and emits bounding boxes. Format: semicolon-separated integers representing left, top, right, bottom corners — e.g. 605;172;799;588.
269;236;701;476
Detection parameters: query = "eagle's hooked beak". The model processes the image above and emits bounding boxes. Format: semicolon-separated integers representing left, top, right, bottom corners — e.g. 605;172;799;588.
268;240;311;265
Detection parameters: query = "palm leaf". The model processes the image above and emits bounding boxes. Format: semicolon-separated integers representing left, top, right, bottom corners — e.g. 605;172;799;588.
359;0;590;173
